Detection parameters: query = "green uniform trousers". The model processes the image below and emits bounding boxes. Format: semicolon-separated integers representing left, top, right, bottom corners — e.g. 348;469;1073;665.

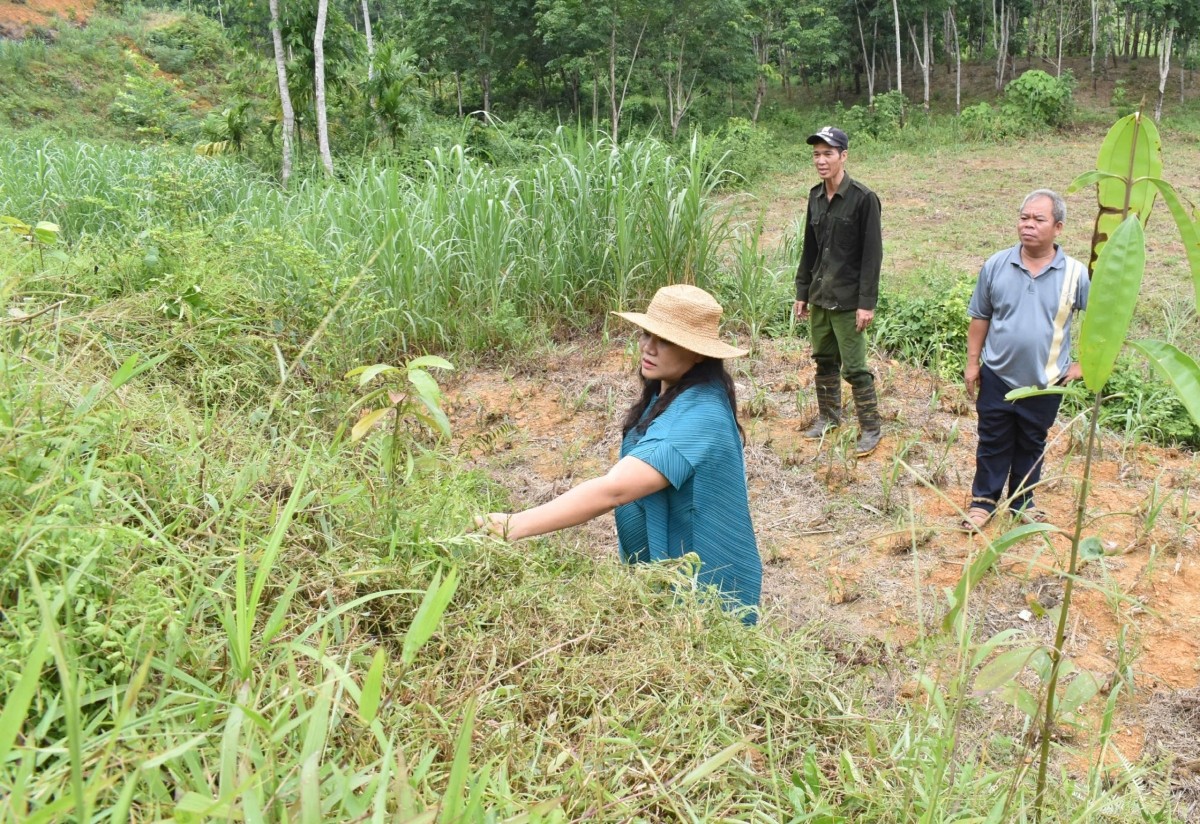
810;305;874;392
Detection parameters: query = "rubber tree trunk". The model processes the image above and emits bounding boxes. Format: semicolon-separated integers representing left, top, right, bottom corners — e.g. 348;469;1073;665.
1156;23;1175;121
892;0;904;112
269;0;294;188
856;8;877;108
949;6;961;116
362;0;374;80
908;8;931;113
313;0;334;176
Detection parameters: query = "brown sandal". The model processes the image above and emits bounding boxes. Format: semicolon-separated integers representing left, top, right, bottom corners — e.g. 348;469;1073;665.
1018;508;1050;524
961;507;992;532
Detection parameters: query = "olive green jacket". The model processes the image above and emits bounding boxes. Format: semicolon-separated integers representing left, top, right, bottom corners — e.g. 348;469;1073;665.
795;173;883;312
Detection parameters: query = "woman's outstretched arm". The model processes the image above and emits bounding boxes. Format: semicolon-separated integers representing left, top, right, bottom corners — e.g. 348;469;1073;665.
475;456;669;541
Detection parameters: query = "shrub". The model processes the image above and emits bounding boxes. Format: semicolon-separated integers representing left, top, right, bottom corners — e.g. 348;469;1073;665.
873;271;974;379
712;117;774;184
959;100;1028;140
1002;69;1076;127
144;12;230;73
1063;356;1200;446
1110;79;1135;117
108;68;196;141
843;90;908;140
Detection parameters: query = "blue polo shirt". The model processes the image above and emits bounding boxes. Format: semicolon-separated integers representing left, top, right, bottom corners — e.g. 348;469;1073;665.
967;244;1090;390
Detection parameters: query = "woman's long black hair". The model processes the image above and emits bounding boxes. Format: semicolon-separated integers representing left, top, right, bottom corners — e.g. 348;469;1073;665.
621;357;744;441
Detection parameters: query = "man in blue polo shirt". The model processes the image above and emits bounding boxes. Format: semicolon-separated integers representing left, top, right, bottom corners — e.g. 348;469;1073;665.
963;190;1090;530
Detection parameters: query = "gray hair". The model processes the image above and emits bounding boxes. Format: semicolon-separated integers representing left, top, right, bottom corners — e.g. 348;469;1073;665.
1021;189;1066;224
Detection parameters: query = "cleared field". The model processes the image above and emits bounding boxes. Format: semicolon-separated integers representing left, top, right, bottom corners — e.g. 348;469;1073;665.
755;130;1200;344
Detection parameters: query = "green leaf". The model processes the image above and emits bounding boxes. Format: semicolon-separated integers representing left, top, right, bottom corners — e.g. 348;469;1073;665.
676;741;747;788
1078;214;1145;392
1004;385;1081;401
1066;169;1125;195
32;222;60;245
1;215;31;232
438;695;477;824
416;396;452;439
1060;670;1100;715
1129;340;1200;428
175;791;234;819
262;572;301;647
1078;536;1105;564
110;351;172;391
408;368;442;403
1089;112;1162;270
300;752;321;824
402;567;459;667
407;355;454;371
346;363;399;386
974;646;1042;694
141;733;213;769
359;648;387;725
970;629;1025;669
998;682;1040;718
943;523;1059;632
351;408;390;442
1144;180;1200;310
0;625;49;764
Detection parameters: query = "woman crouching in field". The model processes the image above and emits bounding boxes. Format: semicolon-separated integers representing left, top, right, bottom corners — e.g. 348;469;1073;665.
474;285;763;623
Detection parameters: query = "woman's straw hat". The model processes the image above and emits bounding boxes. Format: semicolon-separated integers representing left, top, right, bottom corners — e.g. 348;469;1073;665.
612;284;748;359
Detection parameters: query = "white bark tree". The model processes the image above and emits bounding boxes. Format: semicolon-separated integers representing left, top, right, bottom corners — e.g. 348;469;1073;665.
362;0;375;81
948;6;962;115
1156;22;1176;121
269;0;295;188
660;38;699;138
996;0;1010;89
314;0;334;176
908;8;932;113
892;0;904;102
856;6;879;109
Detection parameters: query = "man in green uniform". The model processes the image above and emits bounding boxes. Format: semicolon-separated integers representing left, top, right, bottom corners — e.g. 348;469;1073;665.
794;126;884;456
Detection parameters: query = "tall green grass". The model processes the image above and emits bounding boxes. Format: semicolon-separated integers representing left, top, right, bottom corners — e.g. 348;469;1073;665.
1;131;787;358
1;134;1179;823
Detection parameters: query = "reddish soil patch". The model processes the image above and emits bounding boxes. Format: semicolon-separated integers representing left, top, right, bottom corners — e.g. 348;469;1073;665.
0;0;94;36
436;339;1200;775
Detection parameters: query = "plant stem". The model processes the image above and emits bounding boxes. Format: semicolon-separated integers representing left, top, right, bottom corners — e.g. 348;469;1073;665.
1033;388;1102;821
1122;114;1140;219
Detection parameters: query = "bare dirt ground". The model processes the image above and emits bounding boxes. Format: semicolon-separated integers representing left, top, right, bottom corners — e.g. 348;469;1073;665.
440;338;1200;799
0;0;93;37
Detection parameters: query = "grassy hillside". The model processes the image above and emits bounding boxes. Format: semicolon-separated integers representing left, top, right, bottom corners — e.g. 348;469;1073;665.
4;9;1200;821
0;8;254;142
3;124;1195;821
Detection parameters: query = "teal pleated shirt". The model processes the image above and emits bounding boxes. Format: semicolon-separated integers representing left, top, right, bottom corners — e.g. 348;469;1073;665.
615;382;762;622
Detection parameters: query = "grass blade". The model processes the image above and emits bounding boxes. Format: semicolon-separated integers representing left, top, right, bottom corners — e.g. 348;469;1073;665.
0;625;49;764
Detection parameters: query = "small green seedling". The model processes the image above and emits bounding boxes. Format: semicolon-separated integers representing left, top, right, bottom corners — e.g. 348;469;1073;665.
2;215;66;272
345;355;455;478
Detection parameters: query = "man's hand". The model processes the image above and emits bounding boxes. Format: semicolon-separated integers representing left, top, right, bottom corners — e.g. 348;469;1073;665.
965;363;981;402
793;300;809;322
1062;362;1083;383
855;308;875;333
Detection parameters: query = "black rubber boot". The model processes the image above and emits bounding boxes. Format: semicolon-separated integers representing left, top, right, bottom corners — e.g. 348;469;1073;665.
804;374;842;439
853;383;883;456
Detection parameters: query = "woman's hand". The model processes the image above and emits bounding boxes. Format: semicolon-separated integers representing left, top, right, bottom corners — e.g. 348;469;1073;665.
474;513;515;541
470;457;668;543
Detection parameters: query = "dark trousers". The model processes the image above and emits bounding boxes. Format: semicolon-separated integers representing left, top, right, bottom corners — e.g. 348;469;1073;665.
971;365;1061;514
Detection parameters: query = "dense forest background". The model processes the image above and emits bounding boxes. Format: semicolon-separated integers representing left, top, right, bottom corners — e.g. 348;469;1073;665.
4;0;1199;185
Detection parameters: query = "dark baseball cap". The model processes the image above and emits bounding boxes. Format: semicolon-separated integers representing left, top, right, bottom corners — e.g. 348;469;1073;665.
806;126;849;150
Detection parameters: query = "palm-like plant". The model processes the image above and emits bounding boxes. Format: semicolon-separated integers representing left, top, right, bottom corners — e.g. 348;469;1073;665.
198;99;259;154
368;42;430;146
